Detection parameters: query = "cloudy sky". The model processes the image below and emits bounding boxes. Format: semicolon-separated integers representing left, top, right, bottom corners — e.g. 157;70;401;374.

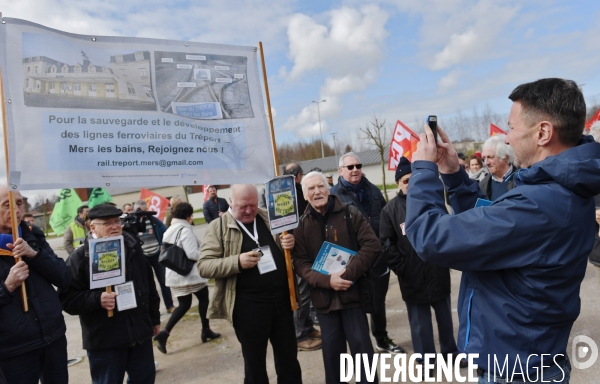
3;0;600;201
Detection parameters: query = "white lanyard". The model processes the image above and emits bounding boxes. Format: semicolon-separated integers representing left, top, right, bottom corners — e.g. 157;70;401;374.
229;208;259;247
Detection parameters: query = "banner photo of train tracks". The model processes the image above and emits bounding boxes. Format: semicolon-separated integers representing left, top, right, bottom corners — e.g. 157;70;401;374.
0;17;274;189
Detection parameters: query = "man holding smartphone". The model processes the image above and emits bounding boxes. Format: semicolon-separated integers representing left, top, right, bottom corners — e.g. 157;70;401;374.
406;78;600;383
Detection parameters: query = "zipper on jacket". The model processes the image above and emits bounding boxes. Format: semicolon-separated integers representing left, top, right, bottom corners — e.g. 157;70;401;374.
464;288;474;350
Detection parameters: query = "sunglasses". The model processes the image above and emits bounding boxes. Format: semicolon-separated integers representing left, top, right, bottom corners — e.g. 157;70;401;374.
343;164;363;170
400;178;410;185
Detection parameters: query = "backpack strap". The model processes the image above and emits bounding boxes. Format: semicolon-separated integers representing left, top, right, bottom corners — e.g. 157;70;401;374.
343;204;359;252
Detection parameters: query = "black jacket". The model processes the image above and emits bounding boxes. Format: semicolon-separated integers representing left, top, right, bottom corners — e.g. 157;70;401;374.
330;176;386;238
203;197;230;224
59;231;160;351
0;222;71;359
296;182;308;215
478;168;517;200
379;193;450;303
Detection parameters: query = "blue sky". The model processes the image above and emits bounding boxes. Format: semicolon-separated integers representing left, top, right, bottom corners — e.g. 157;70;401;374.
4;0;600;200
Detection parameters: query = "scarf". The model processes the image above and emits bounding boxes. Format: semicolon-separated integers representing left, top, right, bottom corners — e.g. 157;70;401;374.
339;177;370;215
468;167;488;181
0;225;23;252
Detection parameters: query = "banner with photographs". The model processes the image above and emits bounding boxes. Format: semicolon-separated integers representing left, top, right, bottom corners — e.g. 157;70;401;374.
0;18;274;189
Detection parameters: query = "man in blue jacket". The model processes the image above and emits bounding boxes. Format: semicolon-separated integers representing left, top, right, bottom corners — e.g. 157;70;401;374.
406;78;600;383
0;187;71;384
203;185;230;224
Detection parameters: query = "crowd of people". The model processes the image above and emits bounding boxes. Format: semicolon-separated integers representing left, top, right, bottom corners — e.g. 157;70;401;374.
0;77;599;384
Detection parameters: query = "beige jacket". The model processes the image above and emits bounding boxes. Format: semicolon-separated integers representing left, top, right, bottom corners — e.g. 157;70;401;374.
198;209;286;323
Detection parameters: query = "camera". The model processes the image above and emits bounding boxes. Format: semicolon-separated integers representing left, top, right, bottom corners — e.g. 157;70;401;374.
120;210;157;234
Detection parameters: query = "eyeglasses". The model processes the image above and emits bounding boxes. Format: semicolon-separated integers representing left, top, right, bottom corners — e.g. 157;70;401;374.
400;178;410;185
343;164;362;170
93;219;122;227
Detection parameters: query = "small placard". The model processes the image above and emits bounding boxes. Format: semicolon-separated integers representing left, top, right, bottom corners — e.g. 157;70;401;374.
254;245;277;274
115;281;137;311
89;235;126;289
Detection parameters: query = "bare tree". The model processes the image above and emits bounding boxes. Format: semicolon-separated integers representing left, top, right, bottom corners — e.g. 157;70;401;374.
32;192;57;235
360;114;391;202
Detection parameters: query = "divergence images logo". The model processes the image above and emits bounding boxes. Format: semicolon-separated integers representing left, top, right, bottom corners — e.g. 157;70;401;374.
572;335;598;369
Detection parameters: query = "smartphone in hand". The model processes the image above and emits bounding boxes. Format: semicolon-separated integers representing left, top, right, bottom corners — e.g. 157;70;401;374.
427;115;438;146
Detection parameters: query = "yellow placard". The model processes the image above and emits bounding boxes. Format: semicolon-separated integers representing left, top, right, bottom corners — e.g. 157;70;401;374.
98;251;120;271
274;192;295;216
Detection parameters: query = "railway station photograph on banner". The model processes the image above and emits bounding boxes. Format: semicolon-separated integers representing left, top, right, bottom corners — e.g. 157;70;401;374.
22;33;156;111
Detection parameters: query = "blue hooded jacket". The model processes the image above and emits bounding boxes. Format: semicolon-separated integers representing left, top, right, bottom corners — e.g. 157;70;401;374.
405;135;600;373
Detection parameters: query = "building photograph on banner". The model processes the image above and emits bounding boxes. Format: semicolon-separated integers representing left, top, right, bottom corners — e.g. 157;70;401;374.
264;175;299;235
88;235;126;290
0;18;274;190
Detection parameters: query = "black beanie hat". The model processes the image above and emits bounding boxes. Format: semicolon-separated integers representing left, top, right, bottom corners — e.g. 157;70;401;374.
395;157;412;182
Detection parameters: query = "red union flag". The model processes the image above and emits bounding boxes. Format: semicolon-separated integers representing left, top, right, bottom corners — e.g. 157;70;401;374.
203;185;212;202
585;109;600;130
388;120;420;170
139;188;169;221
490;123;507;137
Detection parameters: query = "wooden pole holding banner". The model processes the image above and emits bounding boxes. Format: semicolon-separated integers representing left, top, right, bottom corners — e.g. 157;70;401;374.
259;42;297;311
0;67;29;312
106;286;114;317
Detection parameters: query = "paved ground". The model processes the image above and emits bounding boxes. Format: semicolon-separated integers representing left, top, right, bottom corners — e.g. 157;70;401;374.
48;225;600;383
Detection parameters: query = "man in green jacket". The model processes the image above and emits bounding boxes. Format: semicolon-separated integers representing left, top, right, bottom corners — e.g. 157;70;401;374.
199;184;302;384
63;205;88;255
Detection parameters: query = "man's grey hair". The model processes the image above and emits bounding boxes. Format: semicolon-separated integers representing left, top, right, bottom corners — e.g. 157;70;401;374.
590;121;600;143
134;199;147;210
301;172;329;195
482;135;515;164
338;152;361;167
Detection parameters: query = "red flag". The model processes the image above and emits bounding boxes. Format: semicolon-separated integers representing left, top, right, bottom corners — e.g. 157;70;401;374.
490;123;507;137
203;185;212;202
585;109;600;130
139;188;169;222
388;120;420;170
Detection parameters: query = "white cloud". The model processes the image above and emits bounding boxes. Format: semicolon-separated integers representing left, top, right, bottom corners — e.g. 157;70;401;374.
437;69;462;93
388;0;518;71
432;30;478;70
282;5;389;135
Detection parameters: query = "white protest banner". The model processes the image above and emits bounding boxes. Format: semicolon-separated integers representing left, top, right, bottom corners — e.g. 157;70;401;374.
0;18;274;189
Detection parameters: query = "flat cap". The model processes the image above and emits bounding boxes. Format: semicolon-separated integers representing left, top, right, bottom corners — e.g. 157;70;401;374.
88;204;123;220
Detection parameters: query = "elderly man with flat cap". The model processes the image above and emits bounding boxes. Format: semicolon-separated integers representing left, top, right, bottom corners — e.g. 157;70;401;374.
59;204;160;384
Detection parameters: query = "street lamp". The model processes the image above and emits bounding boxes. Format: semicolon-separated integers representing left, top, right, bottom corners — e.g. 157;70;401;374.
312;99;326;158
330;132;338;161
